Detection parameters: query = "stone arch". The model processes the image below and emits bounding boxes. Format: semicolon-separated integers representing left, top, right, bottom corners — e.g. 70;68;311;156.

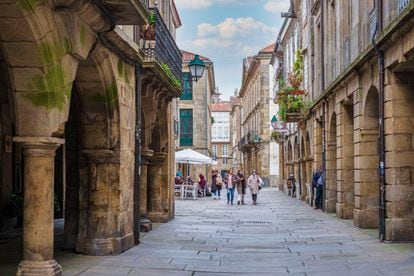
300;135;307;199
354;86;379;228
0;1;108;138
287;139;293;178
337;100;355;219
326;112;337;212
305;131;312;182
63;42;135;255
287;140;293;163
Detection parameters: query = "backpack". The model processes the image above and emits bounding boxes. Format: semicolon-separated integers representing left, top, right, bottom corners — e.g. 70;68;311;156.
317;174;323;186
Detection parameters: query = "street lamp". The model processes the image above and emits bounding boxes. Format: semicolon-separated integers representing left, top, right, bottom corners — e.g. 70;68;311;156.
188;54;205;82
271;115;278;130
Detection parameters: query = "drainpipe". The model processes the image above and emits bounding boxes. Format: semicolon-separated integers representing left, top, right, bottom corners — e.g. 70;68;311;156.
133;64;142;245
320;0;327;211
372;0;386;241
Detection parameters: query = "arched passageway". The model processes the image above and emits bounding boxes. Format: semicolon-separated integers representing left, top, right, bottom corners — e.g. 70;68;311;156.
354;87;379;228
337;101;354;219
326;112;337;212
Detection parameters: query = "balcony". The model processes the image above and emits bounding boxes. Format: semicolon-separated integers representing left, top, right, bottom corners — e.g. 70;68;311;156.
141;8;183;94
100;0;149;25
398;0;411;13
247;131;262;144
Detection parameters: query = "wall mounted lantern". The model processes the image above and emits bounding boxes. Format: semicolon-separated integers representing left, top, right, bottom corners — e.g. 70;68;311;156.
189;55;206;82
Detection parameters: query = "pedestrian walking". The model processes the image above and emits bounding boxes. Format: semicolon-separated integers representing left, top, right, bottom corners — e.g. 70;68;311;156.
211;169;223;200
288;173;296;198
236;169;246;205
224;169;237;205
247;170;261;205
313;167;324;209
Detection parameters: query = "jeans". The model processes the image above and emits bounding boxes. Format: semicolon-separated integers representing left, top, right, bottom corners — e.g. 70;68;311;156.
227;187;235;204
251;193;257;202
213;189;221;198
315;185;323;209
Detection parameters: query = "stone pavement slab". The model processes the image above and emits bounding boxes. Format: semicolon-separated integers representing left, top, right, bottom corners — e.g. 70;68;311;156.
75;188;414;275
2;188;414;275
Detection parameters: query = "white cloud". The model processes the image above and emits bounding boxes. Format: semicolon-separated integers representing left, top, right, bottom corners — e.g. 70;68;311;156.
175;0;258;10
264;0;290;13
174;0;213;10
197;17;277;40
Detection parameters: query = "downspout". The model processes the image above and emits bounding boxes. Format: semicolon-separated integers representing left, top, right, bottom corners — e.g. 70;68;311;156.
372;0;386;241
320;0;327;211
133;64;142;245
205;66;209;181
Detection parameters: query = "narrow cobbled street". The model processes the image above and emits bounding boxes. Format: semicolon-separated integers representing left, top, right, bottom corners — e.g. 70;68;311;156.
67;188;414;276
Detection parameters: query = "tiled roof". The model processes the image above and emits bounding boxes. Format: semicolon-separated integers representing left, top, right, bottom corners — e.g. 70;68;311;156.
211;102;232;112
230;97;241;105
260;43;275;53
181;50;211;62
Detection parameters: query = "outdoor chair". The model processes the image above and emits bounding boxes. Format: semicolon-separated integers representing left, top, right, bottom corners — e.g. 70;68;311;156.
185;183;197;199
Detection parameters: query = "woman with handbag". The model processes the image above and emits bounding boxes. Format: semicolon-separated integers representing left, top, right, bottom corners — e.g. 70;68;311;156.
211;169;223;200
247;170;261;205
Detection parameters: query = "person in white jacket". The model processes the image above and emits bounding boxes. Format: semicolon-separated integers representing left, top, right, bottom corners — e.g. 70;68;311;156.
247;170;262;205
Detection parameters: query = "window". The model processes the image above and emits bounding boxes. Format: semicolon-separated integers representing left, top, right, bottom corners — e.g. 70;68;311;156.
179;109;193;146
212;145;217;160
180;73;192;100
222;145;228;156
222;157;228;165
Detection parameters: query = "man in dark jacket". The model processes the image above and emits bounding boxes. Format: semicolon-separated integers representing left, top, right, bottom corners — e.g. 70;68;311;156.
313;167;324;209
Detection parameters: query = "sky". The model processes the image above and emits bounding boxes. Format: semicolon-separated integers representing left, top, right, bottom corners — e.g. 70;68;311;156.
175;0;289;100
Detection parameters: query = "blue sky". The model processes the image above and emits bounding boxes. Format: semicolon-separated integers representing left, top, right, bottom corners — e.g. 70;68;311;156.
175;0;289;99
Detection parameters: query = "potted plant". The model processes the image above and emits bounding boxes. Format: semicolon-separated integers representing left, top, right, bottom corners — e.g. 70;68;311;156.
270;131;283;143
287;50;304;95
141;10;156;40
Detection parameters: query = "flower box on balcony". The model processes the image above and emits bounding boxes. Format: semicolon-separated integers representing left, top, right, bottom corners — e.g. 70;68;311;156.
290;89;305;95
285;112;301;122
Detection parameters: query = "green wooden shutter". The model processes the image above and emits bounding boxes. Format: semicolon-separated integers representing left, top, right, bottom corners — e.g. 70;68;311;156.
180;73;193;100
180;109;193;146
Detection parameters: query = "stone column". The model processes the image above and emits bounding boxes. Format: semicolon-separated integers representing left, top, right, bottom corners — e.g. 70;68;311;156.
140;149;153;231
147;152;168;223
76;149;133;255
15;137;64;276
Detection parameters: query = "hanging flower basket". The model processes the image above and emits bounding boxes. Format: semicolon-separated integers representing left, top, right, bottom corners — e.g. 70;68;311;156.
285;112;301;122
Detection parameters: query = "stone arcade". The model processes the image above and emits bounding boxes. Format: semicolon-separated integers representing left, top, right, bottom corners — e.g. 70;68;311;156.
0;0;181;274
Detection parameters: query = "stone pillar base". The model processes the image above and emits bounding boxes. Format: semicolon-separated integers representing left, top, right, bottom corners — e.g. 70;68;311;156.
325;198;337;213
17;260;62;276
77;232;134;255
385;218;414;242
354;208;379;228
336;203;353;219
140;217;153;232
147;211;170;223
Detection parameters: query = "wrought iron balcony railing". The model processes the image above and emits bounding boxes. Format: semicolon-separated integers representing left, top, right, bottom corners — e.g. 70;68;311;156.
398;0;411;13
140;0;149;8
247;131;261;144
142;8;183;86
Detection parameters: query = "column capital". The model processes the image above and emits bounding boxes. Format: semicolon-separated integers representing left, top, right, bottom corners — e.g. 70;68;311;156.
141;148;154;162
13;136;64;157
82;149;120;164
149;152;167;164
